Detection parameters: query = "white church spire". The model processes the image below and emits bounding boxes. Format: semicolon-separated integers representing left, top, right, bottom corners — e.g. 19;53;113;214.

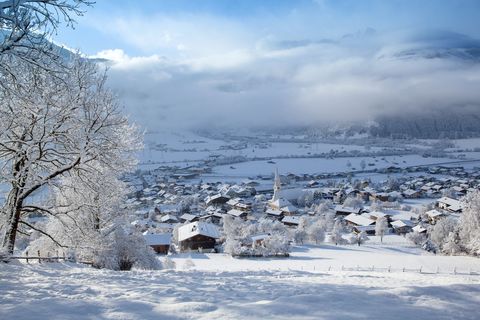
272;168;281;201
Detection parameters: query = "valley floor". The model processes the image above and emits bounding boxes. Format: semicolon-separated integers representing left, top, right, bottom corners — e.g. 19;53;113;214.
2;239;480;320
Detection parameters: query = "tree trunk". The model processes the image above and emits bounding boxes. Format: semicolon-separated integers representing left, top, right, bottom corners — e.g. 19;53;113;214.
2;200;22;255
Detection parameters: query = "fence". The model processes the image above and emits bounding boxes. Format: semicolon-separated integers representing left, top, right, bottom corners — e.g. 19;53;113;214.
290;264;480;276
3;250;92;265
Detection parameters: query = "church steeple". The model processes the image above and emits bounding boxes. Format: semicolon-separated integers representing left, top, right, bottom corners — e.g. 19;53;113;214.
272;168;281;201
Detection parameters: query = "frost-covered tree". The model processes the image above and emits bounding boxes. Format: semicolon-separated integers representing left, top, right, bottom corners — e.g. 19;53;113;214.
293;229;307;244
429;217;457;251
375;216;388;243
0;0;91;73
406;231;427;246
442;231;461;255
293;217;308;245
355;231;368;246
0;58;141;254
307;217;326;244
330;220;346;245
459;190;480;255
262;233;290;256
27;169;128;262
223;216;290;256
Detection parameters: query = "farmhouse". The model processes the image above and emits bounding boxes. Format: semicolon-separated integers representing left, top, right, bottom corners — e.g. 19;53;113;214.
334;205;362;216
265;208;283;219
412;224;427;233
227;208;248;219
437;197;463;213
205;194;230;206
391;220;413;235
426;209;448;224
281;215;300;227
143;233;171;254
178;222;220;252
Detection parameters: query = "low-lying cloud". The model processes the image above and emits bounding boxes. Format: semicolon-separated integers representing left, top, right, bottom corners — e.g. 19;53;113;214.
91;18;480;131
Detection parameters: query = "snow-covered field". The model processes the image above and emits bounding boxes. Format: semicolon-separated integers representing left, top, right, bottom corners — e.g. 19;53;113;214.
2;238;480;320
210;154;459;179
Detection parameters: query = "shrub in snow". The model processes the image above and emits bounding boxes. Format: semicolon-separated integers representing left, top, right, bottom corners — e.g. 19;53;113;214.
407;231;427;246
93;229;161;271
224;238;242;256
262;233;290;256
422;239;438;254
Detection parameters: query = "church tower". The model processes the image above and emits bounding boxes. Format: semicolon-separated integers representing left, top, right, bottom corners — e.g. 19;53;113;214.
272;168;281;201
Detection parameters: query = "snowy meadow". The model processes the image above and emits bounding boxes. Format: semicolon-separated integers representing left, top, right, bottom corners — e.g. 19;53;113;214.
2;241;480;320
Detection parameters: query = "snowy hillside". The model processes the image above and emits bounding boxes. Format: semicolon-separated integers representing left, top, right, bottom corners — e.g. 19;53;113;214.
2;240;480;320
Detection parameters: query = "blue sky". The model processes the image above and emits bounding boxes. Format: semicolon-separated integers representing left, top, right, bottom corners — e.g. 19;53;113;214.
57;0;480;56
53;0;480;129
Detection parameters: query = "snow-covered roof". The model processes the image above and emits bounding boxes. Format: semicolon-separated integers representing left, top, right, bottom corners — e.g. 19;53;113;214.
178;222;220;242
143;233;172;246
227;209;246;217
226;198;240;206
265;208;283;216
426;209;446;218
281;205;298;213
180;213;198;221
335;205;361;214
160;214;178;223
353;225;376;232
391;220;413;228
282;216;300;225
402;189;419;196
412;225;427;233
344;213;375;227
437;197;463;211
270;198;292;209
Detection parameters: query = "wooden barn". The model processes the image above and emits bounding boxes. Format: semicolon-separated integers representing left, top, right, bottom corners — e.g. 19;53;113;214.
143;233;172;254
178;222;220;252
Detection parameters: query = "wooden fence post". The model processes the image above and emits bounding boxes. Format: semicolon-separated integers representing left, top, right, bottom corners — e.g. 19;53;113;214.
26;251;29;264
37;250;41;264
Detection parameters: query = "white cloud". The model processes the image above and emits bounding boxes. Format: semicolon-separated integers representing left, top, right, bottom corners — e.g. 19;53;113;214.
85;14;480;130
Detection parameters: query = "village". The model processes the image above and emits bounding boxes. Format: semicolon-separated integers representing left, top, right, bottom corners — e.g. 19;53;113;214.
123;154;480;257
